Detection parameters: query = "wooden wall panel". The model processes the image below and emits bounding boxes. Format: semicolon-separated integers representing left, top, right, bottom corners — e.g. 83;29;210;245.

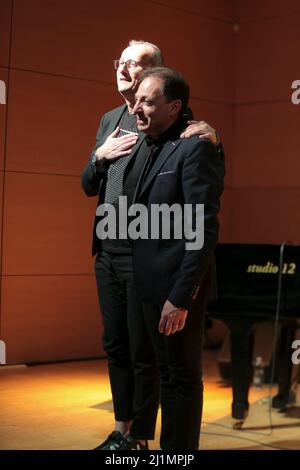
155;19;234;104
0;0;12;67
0;170;3;266
230;188;300;244
236;16;300;103
2;172;96;275
0;68;8;171
0;0;10;348
6;69;120;175
233;103;300;188
1;274;103;364
148;0;236;21
233;1;300;247
237;0;300;22
5;75;235;179
11;0;234;103
189;99;234;187
1;0;235;363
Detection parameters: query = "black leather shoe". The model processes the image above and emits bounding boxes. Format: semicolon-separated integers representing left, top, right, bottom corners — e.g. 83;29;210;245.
118;435;149;450
94;431;125;450
272;391;296;410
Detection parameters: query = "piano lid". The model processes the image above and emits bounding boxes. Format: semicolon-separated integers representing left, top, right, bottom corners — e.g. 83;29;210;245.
208;243;300;317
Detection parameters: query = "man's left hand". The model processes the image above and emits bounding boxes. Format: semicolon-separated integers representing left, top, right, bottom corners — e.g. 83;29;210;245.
159;300;188;336
180;120;219;145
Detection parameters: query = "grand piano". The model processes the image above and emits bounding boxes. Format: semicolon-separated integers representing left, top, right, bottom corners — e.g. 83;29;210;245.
207;243;300;424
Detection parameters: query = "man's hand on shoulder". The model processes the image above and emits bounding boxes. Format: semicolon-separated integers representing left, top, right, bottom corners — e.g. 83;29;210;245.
95;127;138;162
180;120;220;146
159;300;188;336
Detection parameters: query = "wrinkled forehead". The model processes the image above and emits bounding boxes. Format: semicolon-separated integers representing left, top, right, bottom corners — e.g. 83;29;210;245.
120;44;154;66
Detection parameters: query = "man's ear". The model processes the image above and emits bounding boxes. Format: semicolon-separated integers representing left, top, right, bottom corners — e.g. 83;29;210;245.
170;99;182;117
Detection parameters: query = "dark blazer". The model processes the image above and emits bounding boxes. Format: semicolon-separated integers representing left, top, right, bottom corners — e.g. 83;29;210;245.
81;105;225;263
131;133;224;310
81;104;145;255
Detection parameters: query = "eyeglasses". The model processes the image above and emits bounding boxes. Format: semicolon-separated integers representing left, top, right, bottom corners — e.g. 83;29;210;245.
113;59;140;71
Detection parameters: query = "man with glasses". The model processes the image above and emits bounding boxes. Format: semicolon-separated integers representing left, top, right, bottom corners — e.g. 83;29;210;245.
81;40;221;450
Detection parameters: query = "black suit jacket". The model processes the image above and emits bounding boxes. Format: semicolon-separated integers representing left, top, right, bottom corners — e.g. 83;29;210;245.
81;104;145;255
131;133;224;310
81;105;225;262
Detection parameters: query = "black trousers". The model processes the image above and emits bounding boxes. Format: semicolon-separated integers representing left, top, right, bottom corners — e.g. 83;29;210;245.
95;251;159;439
142;300;205;450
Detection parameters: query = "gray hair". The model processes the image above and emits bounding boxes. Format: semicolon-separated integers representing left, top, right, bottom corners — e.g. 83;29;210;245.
128;39;164;66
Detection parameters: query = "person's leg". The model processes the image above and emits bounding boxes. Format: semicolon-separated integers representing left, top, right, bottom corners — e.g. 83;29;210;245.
95;252;133;435
141;304;174;449
112;255;160;443
165;301;205;450
143;301;205;450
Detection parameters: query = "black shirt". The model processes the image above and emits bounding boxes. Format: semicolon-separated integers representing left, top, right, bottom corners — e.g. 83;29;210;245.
102;116;187;255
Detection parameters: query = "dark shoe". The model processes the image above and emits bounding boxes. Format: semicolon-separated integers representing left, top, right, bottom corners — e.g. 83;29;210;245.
94;431;125;450
272;391;296;410
118;435;149;450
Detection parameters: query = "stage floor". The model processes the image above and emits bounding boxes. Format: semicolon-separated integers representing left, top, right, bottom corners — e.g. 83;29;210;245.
0;349;299;450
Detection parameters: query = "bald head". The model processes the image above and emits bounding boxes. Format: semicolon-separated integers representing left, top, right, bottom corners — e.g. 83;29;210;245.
116;41;163;98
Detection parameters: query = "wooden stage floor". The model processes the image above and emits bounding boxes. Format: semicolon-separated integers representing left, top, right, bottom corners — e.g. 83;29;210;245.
0;349;299;450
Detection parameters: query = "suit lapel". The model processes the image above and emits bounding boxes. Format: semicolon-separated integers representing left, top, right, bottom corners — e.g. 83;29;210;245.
103;105;146;186
103;104;127;140
134;139;182;202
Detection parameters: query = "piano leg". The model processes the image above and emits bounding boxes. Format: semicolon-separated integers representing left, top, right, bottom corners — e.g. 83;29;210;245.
272;325;296;409
229;320;254;421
